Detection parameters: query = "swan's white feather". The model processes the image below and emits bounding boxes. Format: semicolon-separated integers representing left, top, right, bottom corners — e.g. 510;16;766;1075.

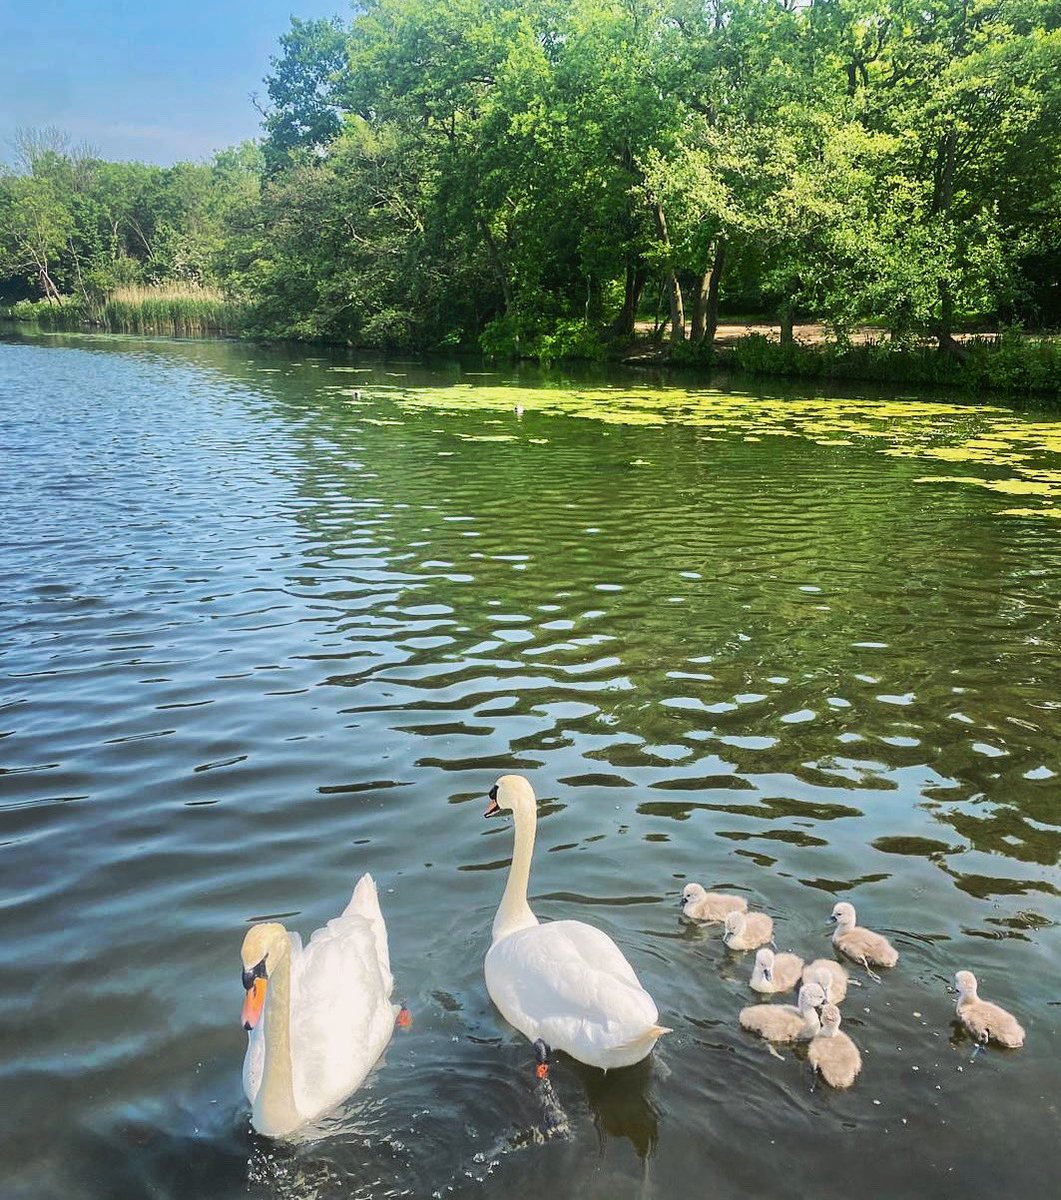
486;919;660;1069
243;874;396;1125
242;1017;265;1105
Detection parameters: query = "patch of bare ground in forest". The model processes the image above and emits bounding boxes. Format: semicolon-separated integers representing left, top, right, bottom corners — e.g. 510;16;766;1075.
629;320;1059;349
630;319;889;347
619;319;1051;360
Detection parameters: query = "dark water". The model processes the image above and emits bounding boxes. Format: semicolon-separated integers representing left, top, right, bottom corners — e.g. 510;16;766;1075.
1;332;1058;1200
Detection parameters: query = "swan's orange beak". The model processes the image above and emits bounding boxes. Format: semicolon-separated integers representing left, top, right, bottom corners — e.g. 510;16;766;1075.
241;977;266;1030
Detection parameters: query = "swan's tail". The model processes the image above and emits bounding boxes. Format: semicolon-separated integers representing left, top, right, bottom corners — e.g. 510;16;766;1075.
345;873;383;921
343;873;393;994
618;1024;672;1050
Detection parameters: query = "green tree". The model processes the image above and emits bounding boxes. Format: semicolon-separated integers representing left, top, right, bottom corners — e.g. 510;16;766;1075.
260;16;349;172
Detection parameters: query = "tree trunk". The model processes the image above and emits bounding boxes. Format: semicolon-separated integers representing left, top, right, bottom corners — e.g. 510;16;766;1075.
36;258;62;305
667;270;685;344
779;302;794;347
652;275;667;340
612;263;646;337
585;275;603;323
937;280;968;359
690;269;710;344
705;240;725;348
479;220;513;313
650;200;684;344
690;240;725;348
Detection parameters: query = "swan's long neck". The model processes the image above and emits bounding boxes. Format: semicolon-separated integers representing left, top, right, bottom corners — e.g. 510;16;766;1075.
254;940;300;1136
492;800;540;944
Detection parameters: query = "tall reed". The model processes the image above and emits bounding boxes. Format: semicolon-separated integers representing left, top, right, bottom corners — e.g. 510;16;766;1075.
99;284;245;335
2;285;245;335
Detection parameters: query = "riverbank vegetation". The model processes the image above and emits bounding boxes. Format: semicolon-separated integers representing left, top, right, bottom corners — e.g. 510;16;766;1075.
2;1;1060;388
6;285;246;336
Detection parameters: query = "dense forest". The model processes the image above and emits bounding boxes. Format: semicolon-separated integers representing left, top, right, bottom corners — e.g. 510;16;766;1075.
2;0;1060;368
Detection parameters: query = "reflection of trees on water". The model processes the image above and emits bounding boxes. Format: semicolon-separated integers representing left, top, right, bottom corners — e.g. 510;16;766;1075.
80;334;1059;900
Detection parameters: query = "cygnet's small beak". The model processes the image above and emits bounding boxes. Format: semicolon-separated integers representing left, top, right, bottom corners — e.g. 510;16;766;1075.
483;783;501;818
945;983;959;995
827;914;837;925
678;896;687;908
241;977;267;1031
763;969;773;982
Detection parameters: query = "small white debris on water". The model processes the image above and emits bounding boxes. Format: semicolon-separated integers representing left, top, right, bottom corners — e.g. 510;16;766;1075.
873;1099;881;1106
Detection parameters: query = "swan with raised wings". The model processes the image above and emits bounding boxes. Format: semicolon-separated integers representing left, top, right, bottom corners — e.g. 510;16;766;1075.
239;874;397;1137
482;774;669;1070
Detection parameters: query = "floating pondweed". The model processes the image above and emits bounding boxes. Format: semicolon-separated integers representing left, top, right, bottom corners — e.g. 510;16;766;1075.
390;384;1061;519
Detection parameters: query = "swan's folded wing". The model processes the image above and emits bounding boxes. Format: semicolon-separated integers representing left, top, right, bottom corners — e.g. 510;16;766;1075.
341;874;393;994
486;920;658;1053
291;914;395;1118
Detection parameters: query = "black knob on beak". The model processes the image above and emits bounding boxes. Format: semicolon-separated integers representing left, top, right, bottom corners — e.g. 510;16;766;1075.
242;958;266;990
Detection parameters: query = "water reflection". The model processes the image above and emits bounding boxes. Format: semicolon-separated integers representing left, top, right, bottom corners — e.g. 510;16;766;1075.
0;332;1058;1200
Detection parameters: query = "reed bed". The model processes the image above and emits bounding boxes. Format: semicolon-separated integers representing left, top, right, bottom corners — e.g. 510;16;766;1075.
3;285;246;336
99;285;245;335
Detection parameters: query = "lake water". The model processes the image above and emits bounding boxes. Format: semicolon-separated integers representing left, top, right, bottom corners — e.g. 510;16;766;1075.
1;330;1058;1200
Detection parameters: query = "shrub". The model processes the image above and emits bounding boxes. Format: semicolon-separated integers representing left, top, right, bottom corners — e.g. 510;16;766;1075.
537;318;606;364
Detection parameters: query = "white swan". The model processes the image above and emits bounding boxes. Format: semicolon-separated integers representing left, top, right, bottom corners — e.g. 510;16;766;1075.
482;774;670;1070
239;874;397;1137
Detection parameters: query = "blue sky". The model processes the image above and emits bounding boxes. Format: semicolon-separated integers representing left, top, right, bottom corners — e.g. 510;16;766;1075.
0;1;346;165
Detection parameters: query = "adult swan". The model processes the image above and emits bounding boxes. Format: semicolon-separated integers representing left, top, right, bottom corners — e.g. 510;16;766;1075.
483;774;669;1069
239;874;396;1137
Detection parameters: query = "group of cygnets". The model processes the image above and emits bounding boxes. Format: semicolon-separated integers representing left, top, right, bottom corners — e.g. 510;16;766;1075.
680;883;1026;1089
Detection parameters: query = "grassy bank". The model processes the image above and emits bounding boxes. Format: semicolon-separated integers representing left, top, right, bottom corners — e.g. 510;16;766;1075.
2;286;247;336
5;293;1059;395
705;332;1061;395
494;313;1061;395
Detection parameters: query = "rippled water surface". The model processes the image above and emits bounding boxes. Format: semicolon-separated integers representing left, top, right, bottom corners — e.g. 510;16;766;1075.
2;332;1059;1200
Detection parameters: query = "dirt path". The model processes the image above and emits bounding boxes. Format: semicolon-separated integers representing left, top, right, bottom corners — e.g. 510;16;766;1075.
632;320;887;346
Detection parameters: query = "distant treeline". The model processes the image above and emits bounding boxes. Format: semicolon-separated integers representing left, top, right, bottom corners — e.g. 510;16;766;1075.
2;0;1060;370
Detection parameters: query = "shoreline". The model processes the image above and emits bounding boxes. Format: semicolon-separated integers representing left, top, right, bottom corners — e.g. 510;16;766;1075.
4;313;1060;398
